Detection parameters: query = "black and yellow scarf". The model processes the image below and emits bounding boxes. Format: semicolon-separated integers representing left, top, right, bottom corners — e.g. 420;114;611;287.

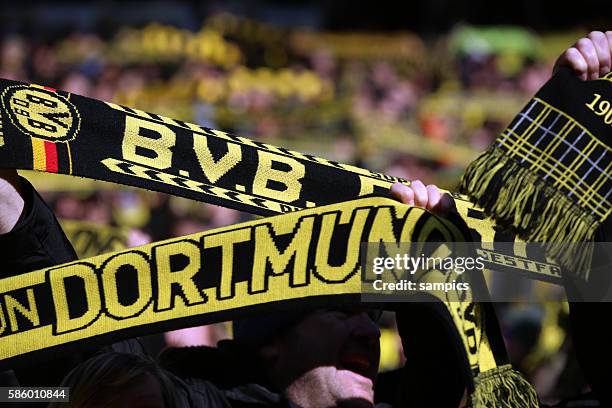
0;78;544;406
461;68;612;279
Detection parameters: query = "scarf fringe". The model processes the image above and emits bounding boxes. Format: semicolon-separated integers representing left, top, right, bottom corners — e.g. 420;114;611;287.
460;146;596;280
469;364;539;408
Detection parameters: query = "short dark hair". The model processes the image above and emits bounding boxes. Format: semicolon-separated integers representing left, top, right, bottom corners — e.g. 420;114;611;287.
48;352;178;408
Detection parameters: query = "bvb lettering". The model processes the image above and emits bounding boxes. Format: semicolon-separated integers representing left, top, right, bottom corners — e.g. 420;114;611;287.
114;111;399;208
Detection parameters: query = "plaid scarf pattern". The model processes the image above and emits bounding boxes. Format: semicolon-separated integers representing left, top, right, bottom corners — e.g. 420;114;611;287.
461;68;612;279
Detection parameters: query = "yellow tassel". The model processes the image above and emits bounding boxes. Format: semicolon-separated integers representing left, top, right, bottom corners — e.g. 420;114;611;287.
469;365;539;408
460;146;596;279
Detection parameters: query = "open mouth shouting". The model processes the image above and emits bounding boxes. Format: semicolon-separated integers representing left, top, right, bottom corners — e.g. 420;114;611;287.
339;350;377;381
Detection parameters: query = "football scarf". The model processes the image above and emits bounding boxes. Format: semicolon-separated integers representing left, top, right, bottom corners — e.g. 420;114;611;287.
0;78;542;406
461;68;612;279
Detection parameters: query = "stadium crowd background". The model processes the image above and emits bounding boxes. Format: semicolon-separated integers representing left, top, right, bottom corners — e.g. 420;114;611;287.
1;1;610;404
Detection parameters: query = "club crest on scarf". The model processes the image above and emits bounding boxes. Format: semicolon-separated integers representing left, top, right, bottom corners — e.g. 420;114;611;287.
1;85;80;143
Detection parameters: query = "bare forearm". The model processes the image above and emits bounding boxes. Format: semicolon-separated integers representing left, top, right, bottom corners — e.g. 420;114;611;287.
0;169;25;234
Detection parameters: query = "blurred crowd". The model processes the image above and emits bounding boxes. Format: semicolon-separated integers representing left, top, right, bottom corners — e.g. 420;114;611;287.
0;13;592;404
2;15;579;185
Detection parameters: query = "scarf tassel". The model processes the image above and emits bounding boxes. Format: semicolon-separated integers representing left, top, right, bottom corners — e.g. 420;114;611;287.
460;146;596;279
469;364;539;408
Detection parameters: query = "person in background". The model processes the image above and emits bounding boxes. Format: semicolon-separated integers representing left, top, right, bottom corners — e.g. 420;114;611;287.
47;352;178;408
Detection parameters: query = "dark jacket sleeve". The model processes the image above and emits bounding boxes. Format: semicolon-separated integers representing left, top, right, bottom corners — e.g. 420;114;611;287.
0;177;78;278
566;217;612;406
